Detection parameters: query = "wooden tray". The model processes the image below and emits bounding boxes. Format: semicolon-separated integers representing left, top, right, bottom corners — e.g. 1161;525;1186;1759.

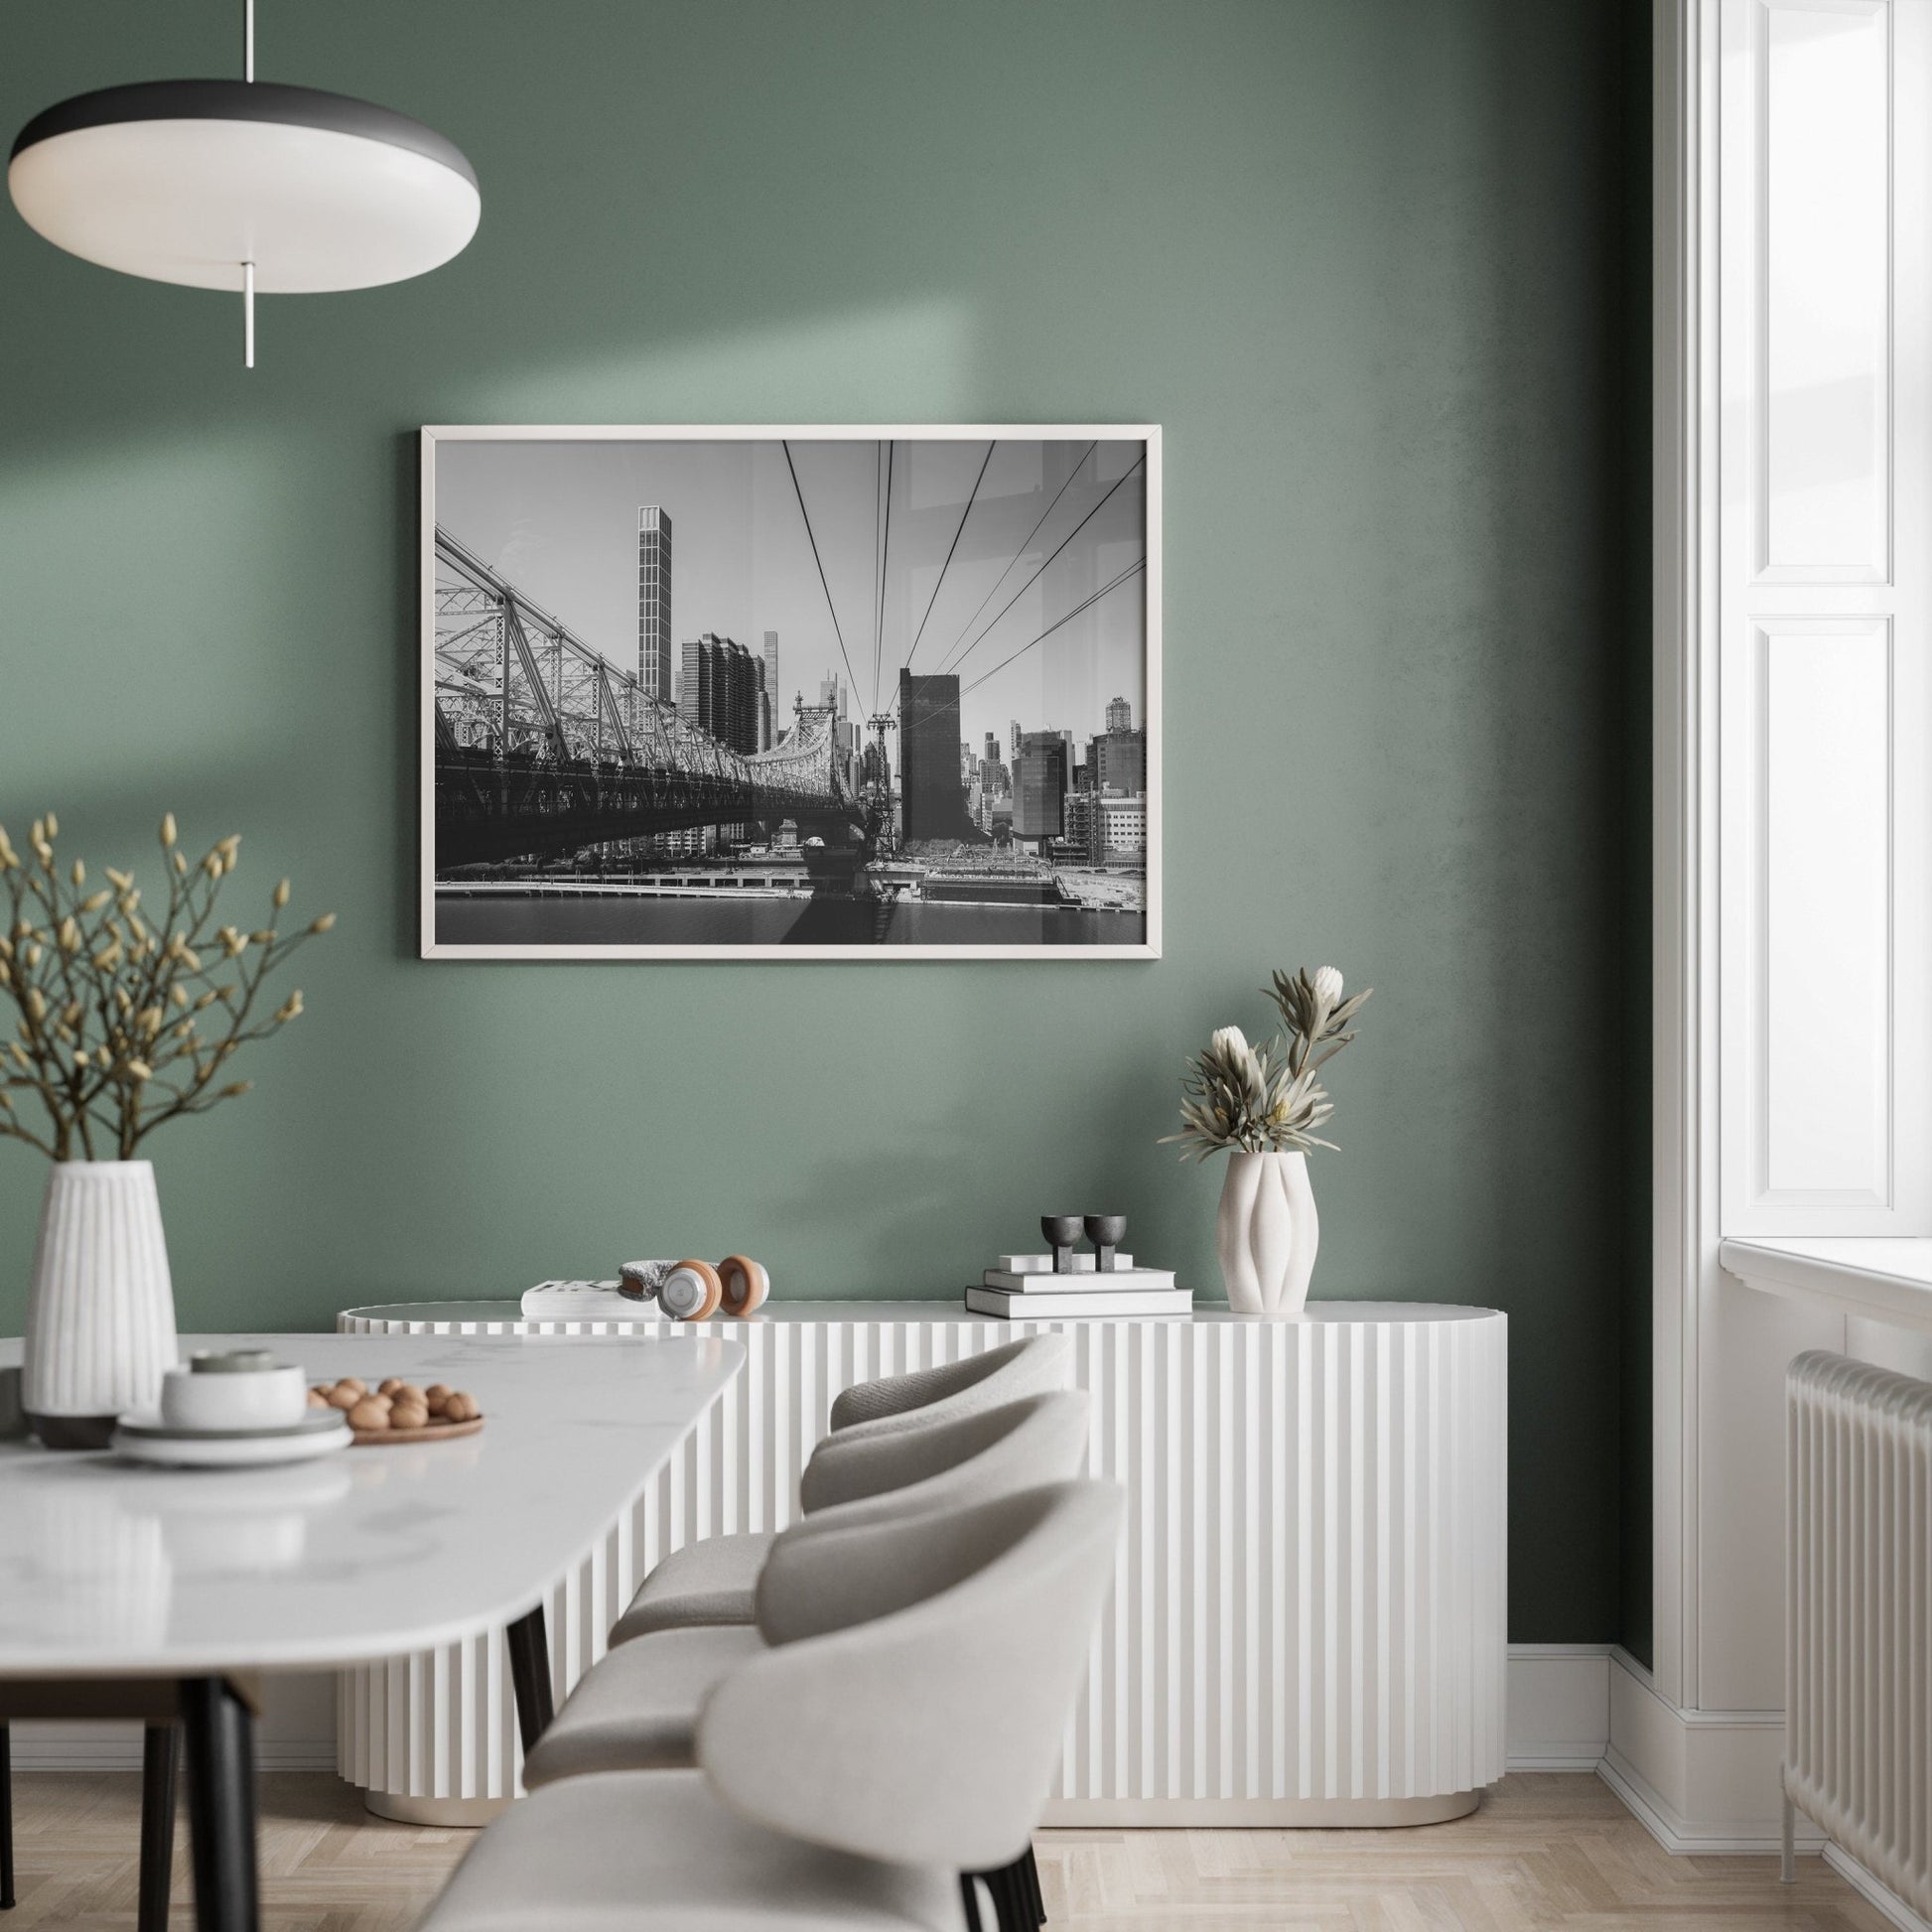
350;1415;484;1447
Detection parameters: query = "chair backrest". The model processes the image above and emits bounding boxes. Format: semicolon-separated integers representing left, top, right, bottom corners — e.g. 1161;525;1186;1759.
786;1388;1090;1551
699;1480;1123;1871
826;1332;1072;1440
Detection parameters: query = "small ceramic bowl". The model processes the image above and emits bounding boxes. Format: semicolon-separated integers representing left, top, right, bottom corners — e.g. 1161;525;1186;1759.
160;1349;309;1433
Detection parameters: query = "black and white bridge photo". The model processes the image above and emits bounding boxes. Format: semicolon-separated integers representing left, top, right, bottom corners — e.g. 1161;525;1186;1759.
420;427;1161;959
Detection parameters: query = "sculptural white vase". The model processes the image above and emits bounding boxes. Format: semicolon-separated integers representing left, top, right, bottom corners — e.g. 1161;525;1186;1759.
22;1160;179;1448
1215;1150;1319;1315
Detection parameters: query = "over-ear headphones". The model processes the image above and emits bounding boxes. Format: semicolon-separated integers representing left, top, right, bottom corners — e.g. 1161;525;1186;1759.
619;1256;769;1320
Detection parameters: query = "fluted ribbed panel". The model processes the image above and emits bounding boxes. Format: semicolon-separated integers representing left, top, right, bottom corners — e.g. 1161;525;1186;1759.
1785;1350;1932;1917
337;1309;1507;1814
22;1161;178;1418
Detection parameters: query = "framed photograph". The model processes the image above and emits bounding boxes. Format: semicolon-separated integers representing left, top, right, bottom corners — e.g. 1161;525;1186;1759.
421;425;1161;959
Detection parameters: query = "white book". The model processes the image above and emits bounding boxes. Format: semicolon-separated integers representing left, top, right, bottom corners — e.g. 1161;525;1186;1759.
519;1279;656;1319
982;1266;1176;1293
965;1285;1193;1319
995;1253;1134;1275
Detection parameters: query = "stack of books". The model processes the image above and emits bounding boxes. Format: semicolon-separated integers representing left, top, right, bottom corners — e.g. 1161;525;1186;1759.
964;1252;1193;1319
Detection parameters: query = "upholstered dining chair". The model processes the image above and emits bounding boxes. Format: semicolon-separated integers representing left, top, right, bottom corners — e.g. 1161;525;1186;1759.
416;1480;1124;1932
527;1389;1092;1785
610;1332;1072;1645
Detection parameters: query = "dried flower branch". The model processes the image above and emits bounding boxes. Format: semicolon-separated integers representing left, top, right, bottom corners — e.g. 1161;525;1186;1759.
0;814;335;1161
1267;965;1373;1082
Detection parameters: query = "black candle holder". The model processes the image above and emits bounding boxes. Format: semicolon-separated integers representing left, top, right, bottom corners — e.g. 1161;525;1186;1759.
1084;1214;1128;1272
1040;1215;1084;1275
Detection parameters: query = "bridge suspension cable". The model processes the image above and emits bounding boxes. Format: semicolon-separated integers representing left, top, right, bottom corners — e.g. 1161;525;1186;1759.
899;555;1147;743
782;440;866;713
930;439;1096;675
901;438;994;675
871;438;894;716
935;453;1145;680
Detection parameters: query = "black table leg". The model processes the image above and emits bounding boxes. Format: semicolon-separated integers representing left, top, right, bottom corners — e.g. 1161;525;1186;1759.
1;1721;14;1910
505;1605;555;1752
179;1679;257;1932
138;1723;179;1932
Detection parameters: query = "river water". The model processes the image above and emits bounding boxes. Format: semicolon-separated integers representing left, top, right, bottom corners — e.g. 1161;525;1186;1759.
435;892;1146;949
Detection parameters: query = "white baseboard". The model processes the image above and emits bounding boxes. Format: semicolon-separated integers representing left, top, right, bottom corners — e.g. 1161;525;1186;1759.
6;1674;338;1773
8;1652;1612;1780
1823;1846;1932;1932
5;1722;339;1773
1598;1646;1817;1853
1504;1643;1611;1769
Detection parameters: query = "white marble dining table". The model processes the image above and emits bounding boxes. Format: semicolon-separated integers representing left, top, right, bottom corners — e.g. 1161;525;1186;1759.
0;1329;745;1932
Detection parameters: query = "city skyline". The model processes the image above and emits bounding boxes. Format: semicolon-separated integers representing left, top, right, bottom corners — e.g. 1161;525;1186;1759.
435;437;1146;756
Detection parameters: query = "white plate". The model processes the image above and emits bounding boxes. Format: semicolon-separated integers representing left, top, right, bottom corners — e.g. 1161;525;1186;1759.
110;1411;350;1468
116;1409;346;1443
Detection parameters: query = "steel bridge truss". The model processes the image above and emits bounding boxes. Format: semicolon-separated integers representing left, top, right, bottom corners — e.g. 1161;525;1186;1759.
434;527;859;868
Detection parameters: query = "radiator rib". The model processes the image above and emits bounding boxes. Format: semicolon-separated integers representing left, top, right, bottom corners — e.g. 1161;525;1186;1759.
1785;1350;1932;1917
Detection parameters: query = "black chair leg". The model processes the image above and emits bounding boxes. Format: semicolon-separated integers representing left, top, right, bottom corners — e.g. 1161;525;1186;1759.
1;1722;14;1910
505;1606;555;1752
982;1859;1032;1932
957;1871;983;1932
139;1724;179;1932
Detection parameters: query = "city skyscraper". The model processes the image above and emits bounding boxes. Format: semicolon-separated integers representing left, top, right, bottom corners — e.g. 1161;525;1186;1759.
1090;724;1147;796
900;670;970;841
984;732;999;766
1015;732;1068;845
1106;695;1133;733
637;507;672;703
679;633;760;754
761;631;778;751
678;636;704;731
1010;720;1022;760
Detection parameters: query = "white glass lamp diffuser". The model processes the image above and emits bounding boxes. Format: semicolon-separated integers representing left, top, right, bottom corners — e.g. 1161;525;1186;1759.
7;0;479;366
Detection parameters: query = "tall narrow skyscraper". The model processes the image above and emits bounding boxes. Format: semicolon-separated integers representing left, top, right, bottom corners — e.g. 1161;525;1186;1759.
1105;695;1133;733
901;670;970;841
637;507;672;703
761;631;778;751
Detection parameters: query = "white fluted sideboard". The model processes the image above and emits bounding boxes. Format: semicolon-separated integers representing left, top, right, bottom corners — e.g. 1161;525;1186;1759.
337;1301;1507;1827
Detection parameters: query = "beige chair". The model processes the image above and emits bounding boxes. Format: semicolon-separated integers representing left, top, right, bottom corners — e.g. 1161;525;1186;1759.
418;1481;1124;1932
526;1390;1091;1787
610;1333;1072;1645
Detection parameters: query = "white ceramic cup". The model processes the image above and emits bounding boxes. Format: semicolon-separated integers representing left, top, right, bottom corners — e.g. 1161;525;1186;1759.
159;1350;309;1432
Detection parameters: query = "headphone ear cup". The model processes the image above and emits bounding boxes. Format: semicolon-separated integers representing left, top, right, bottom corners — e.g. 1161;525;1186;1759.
660;1260;723;1320
717;1255;768;1316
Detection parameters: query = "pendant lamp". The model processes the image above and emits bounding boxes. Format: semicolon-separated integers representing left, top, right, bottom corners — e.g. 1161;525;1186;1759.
8;0;479;366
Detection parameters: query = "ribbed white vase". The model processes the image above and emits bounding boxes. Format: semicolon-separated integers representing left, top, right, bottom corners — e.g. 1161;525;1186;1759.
1215;1149;1319;1315
22;1160;179;1448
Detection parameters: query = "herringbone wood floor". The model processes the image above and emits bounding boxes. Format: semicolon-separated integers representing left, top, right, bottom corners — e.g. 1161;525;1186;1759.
3;1769;1892;1930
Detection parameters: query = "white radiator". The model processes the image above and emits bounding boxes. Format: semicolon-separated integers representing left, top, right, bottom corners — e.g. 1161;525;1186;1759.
1783;1349;1932;1915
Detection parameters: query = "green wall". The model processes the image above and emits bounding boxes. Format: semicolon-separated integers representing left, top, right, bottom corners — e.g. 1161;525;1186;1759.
0;0;1645;1644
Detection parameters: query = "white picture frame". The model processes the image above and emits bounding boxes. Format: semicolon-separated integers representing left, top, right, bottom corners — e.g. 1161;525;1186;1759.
421;424;1162;960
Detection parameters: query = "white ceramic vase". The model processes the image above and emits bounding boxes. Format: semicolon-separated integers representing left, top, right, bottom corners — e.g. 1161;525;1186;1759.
22;1160;179;1448
1215;1149;1319;1315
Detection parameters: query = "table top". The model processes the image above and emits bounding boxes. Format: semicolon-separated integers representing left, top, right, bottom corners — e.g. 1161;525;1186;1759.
343;1299;1504;1327
0;1330;743;1678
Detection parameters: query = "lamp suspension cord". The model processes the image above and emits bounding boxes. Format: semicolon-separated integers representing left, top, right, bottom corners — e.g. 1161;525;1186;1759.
241;0;255;366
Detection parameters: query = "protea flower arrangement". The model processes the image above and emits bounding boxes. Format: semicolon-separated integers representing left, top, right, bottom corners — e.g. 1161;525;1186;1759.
1164;1024;1335;1159
1163;966;1372;1316
0;812;336;1446
1164;968;1371;1162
